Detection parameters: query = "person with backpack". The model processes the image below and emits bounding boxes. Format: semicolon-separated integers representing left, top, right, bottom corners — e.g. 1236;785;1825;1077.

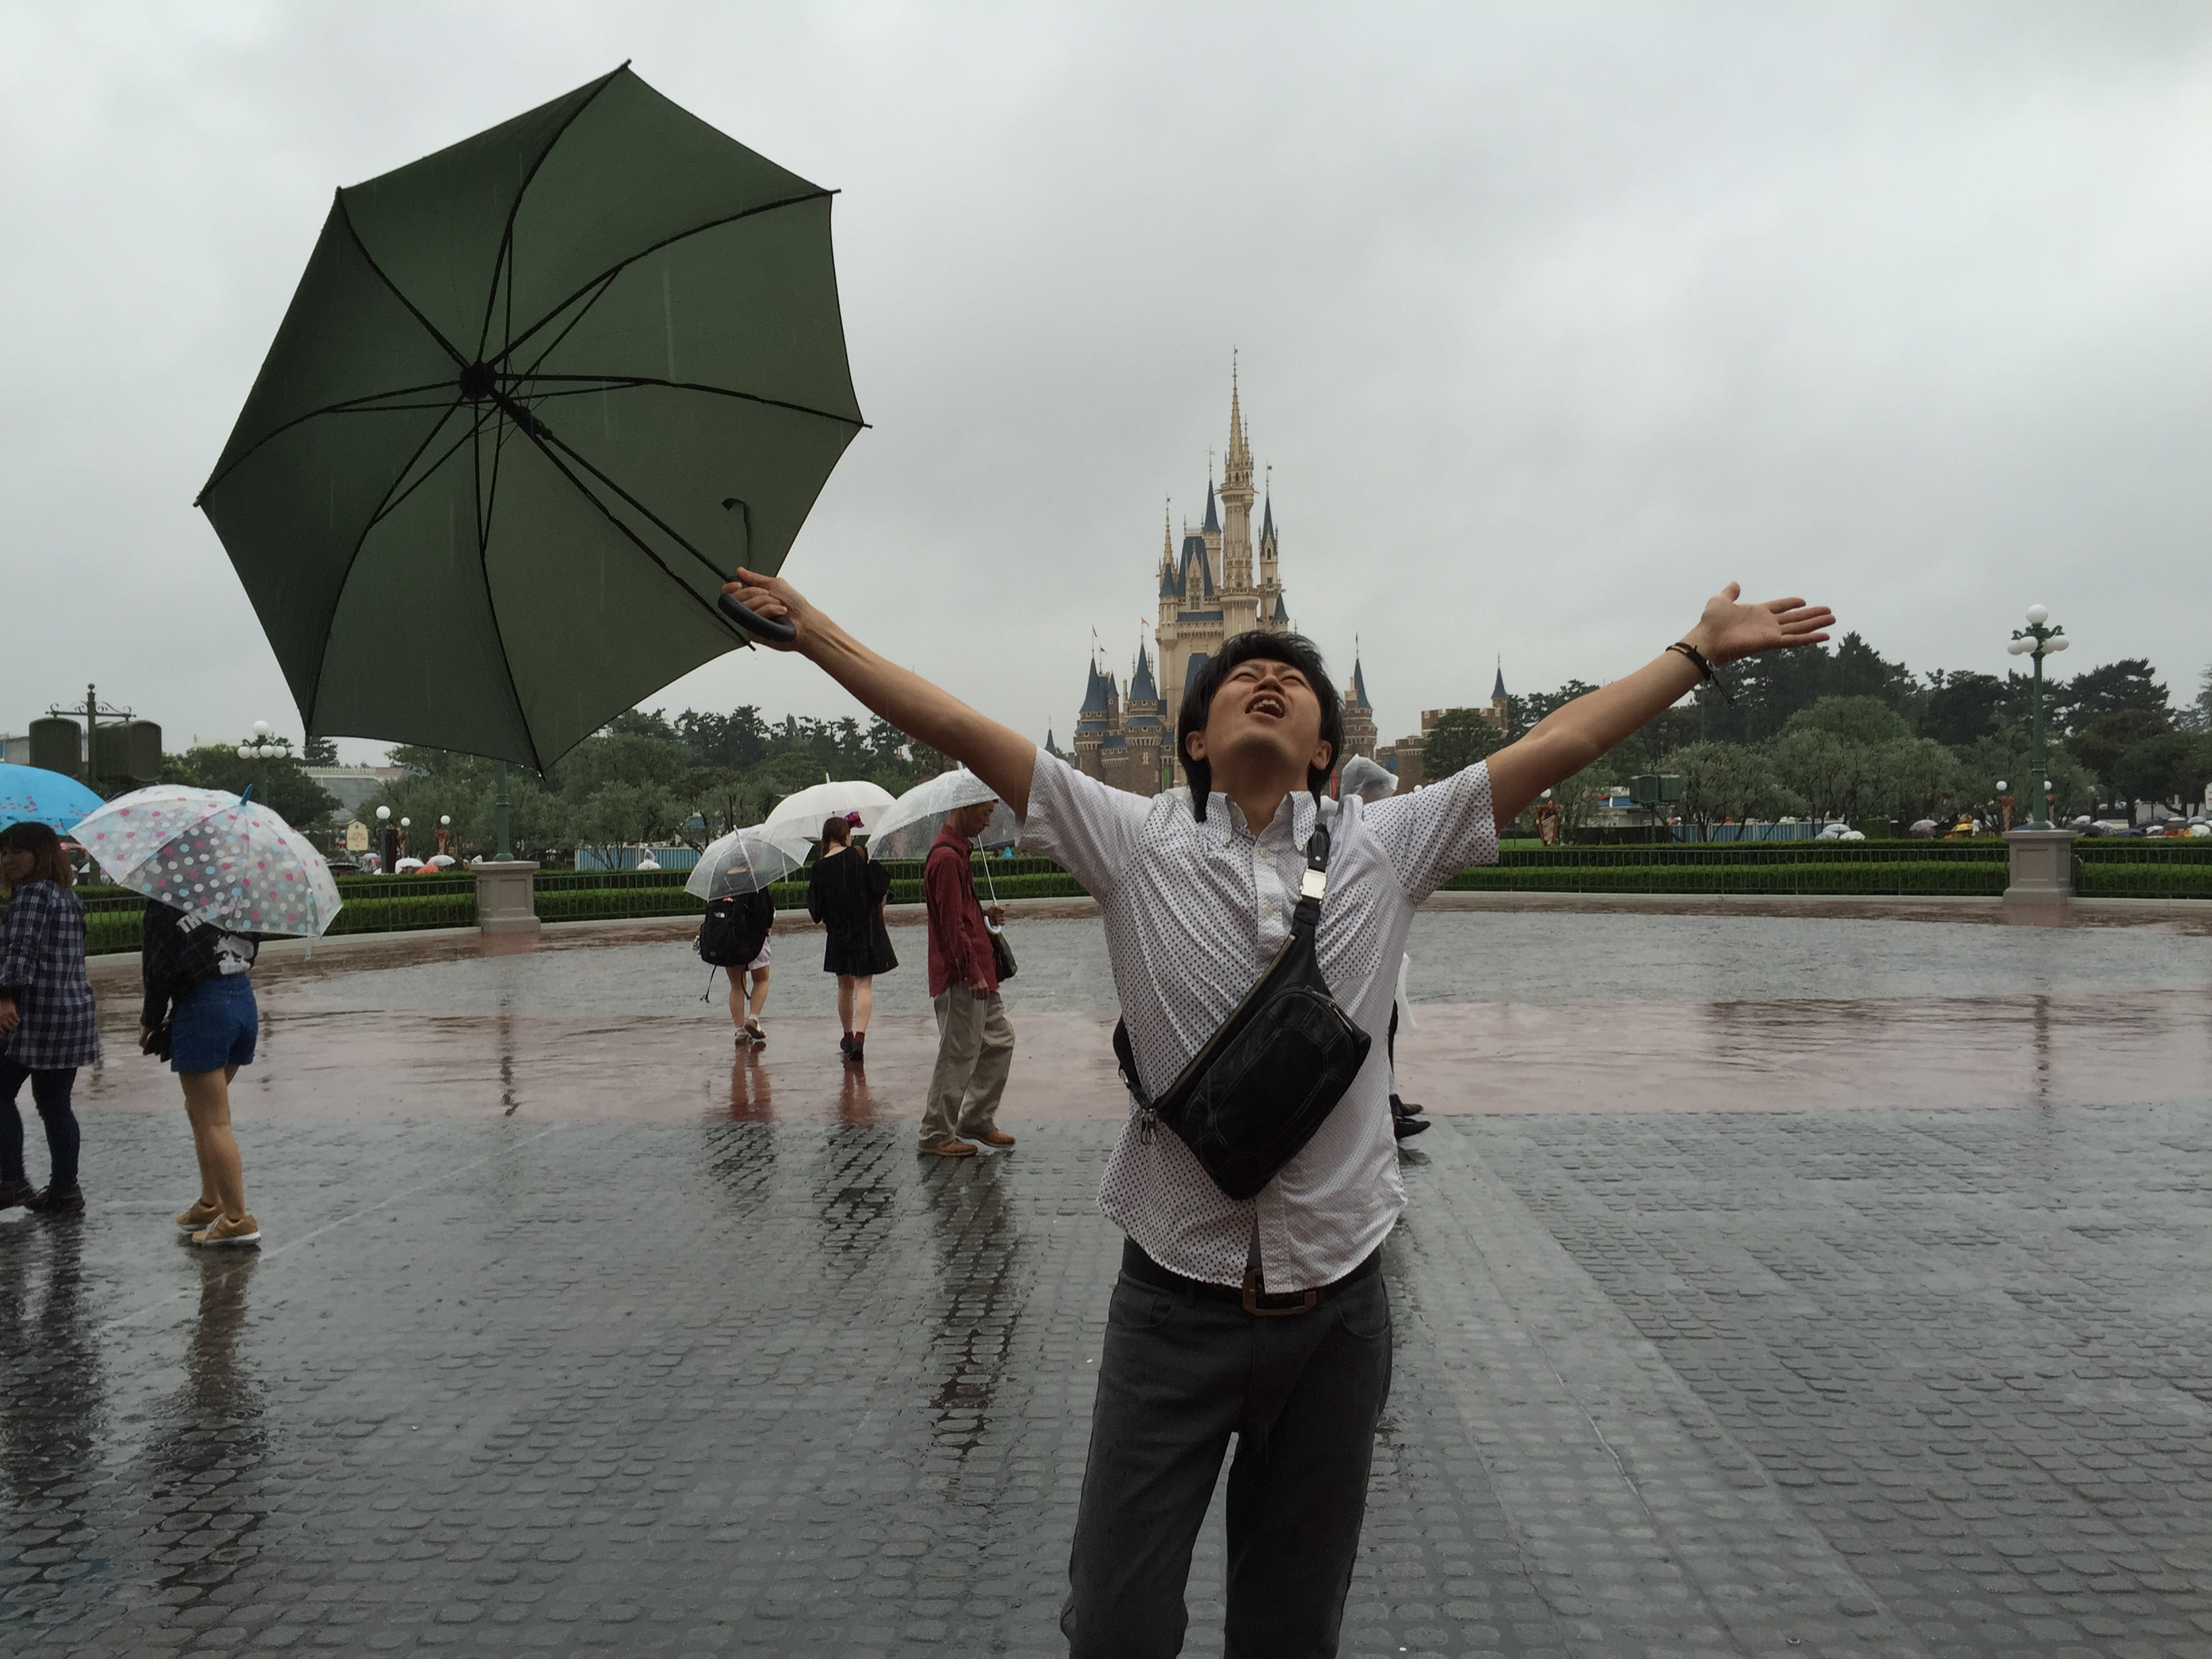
718;562;1830;1658
140;897;263;1248
0;822;99;1215
699;886;777;1048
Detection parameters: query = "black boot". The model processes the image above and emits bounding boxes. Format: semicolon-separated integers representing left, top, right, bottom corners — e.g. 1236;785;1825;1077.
1391;1099;1429;1141
28;1184;84;1216
0;1179;33;1210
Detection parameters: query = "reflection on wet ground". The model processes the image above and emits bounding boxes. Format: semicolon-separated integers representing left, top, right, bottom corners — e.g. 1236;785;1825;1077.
8;906;2212;1655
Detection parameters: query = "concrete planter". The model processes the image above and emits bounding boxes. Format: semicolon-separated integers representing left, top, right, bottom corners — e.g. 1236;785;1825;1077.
2003;828;2076;910
474;861;542;935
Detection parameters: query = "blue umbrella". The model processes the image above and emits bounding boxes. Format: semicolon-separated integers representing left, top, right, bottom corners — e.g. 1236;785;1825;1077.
0;764;105;833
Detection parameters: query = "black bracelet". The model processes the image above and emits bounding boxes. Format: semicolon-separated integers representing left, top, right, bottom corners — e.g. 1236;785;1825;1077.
1668;640;1736;704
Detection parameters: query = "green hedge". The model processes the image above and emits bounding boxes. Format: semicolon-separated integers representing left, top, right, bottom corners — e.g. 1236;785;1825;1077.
1442;860;2007;897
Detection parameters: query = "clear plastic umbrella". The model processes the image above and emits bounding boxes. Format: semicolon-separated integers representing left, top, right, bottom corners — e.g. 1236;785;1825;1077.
867;769;1017;859
71;785;344;937
759;780;897;846
685;827;811;901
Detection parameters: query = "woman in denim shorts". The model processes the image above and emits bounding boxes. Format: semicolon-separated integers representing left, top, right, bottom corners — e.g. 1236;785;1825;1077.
140;899;262;1247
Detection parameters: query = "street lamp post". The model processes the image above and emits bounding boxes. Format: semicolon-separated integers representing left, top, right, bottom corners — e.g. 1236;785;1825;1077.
2005;605;2070;831
375;804;394;874
2002;605;2074;911
236;720;284;803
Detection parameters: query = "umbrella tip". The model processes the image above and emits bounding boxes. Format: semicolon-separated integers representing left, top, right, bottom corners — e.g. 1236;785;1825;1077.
238;784;255;805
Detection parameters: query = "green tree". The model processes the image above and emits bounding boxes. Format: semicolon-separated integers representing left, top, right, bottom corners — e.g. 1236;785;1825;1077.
302;734;339;766
1954;735;2096;823
2069;709;2170;785
169;744;341;835
2054;659;2169;733
1862;738;1959;824
1784;696;1911;747
1673;743;1803;837
1767;728;1860;822
1419;708;1508;780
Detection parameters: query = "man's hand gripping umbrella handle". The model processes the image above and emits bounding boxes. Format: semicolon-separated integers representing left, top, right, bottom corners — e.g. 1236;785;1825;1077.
718;590;798;644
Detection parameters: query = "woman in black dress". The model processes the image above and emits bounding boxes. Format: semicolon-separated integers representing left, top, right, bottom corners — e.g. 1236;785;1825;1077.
806;814;896;1063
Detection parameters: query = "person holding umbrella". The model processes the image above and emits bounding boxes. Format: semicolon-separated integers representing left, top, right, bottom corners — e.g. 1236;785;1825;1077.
0;823;100;1215
806;813;896;1063
918;796;1015;1159
72;785;345;1250
720;562;1832;1658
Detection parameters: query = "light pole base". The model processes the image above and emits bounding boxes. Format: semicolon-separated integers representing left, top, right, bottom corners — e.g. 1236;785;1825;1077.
2003;827;2076;910
474;860;541;935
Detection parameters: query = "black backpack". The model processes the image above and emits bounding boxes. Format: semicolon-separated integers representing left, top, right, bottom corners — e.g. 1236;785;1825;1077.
697;893;771;968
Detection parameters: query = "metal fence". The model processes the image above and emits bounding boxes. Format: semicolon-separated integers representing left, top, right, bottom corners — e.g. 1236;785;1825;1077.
1443;842;2011;897
2075;841;2212;899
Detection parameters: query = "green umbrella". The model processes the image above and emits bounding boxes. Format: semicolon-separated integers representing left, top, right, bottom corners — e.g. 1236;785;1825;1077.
197;64;863;773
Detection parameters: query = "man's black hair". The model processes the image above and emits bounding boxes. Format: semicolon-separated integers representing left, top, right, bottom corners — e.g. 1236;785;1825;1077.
1176;630;1344;821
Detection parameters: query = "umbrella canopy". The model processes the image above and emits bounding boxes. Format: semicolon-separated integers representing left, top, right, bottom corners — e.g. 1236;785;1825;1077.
684;826;810;901
0;764;106;834
196;64;863;771
72;787;344;937
867;769;1017;859
759;780;895;845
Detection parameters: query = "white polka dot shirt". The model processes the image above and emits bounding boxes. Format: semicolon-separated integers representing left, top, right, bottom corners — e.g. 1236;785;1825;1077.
1019;750;1500;1292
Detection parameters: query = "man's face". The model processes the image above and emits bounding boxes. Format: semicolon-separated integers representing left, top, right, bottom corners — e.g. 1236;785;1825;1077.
1186;656;1331;786
951;800;997;839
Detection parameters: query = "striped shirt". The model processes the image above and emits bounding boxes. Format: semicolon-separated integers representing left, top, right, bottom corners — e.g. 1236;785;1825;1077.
1018;750;1499;1291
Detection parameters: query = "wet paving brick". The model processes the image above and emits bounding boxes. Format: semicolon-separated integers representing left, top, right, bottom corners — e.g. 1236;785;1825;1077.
3;1099;2211;1655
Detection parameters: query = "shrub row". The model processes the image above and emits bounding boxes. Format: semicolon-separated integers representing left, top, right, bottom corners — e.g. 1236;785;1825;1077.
1442;861;2008;897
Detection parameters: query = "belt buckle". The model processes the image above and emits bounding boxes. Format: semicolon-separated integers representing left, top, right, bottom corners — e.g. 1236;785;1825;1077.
1242;1269;1318;1317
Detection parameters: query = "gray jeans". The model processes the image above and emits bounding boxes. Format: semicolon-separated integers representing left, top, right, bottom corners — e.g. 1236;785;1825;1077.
920;987;1014;1145
1061;1250;1393;1658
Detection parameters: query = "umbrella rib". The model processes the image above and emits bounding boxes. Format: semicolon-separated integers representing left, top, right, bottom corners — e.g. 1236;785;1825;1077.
518;375;866;430
362;405;492;535
468;394;547;776
476;64;630;365
194;384;464;505
338;192;469;369
527;423;733;586
493;189;838;367
510;271;622;382
299;403;481;738
510;420;747;639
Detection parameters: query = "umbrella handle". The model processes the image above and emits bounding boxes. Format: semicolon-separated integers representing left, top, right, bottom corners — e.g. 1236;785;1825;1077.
717;592;798;645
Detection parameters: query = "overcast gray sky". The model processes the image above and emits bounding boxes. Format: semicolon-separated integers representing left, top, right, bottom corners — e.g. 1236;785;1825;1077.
4;1;2209;764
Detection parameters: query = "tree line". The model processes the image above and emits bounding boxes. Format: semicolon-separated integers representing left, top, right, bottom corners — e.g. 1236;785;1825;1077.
1416;632;2212;833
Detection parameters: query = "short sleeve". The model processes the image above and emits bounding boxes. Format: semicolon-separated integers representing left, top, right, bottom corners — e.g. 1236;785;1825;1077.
868;860;891;901
1017;750;1148;897
1363;760;1502;903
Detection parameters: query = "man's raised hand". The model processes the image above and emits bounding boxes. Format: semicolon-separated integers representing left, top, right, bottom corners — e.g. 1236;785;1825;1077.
1688;583;1835;665
723;567;813;653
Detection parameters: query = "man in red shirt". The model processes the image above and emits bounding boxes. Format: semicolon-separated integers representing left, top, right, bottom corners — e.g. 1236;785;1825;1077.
920;800;1015;1157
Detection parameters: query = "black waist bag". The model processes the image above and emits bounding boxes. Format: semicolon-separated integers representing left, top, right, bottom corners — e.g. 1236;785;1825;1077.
1112;820;1372;1201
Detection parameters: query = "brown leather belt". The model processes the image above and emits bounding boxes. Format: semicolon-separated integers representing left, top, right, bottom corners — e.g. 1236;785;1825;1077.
1122;1238;1380;1317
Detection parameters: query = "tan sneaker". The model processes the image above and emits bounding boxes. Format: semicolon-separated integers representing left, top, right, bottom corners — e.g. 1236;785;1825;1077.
175;1197;221;1231
920;1137;977;1158
970;1128;1016;1149
192;1212;262;1248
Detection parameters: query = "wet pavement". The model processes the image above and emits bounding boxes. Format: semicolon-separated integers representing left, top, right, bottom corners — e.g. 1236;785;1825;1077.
7;907;2212;1655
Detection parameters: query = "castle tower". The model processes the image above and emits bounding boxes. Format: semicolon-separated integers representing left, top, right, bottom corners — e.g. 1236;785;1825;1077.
1122;642;1165;797
1342;654;1378;764
1072;659;1113;781
1218;367;1261;637
1258;487;1288;634
1486;659;1510;733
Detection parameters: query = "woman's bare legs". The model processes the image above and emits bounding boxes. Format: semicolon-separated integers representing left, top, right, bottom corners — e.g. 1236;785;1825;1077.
747;966;771;1024
181;1065;246;1220
837;974;857;1031
850;975;873;1036
726;977;748;1031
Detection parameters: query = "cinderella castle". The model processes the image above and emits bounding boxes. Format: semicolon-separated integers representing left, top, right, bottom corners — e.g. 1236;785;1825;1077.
1052;373;1380;796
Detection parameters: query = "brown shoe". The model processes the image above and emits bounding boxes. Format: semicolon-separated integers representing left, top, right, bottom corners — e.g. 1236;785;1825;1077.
175;1197;222;1231
920;1137;977;1158
192;1212;262;1248
970;1129;1016;1149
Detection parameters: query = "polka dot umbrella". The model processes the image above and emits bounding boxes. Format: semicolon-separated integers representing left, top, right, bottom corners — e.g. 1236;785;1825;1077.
71;786;343;937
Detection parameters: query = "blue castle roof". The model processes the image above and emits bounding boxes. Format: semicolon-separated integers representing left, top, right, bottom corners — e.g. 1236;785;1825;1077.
1179;534;1214;600
1129;643;1159;705
1202;481;1219;534
1348;658;1372;712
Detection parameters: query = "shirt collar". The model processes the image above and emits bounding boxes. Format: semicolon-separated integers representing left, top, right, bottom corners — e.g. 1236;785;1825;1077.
1211;790;1319;852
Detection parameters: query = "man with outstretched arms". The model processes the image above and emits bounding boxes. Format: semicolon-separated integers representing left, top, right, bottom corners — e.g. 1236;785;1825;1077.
721;566;1832;1659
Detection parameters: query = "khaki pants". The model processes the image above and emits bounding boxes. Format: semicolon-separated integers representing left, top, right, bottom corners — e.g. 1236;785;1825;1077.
920;987;1014;1145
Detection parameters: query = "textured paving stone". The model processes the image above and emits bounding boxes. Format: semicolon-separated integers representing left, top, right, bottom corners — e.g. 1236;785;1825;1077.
5;1099;2212;1655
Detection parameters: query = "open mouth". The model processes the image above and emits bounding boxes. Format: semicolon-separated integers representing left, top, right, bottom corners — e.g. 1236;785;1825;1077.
1246;692;1287;720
